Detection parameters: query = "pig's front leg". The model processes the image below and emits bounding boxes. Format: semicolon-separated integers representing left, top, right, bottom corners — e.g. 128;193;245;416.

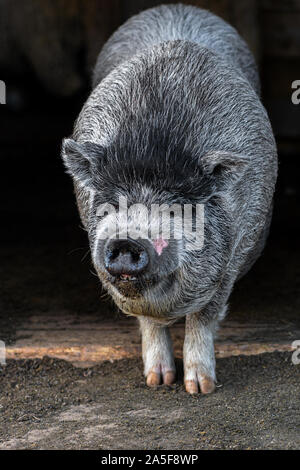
139;317;176;386
183;313;217;394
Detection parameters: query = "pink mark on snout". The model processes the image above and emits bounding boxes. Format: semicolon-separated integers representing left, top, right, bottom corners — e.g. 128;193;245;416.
153;237;169;256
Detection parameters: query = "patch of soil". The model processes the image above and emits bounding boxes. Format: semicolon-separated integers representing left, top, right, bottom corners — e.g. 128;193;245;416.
0;352;299;450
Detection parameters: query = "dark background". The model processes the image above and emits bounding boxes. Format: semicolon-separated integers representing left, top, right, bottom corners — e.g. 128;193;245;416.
0;0;299;340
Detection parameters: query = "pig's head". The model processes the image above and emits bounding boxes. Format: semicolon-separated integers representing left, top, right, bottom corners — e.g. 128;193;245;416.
62;134;248;323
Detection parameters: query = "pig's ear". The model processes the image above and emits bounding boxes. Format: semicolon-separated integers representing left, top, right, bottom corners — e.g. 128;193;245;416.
200;150;249;190
61;138;105;188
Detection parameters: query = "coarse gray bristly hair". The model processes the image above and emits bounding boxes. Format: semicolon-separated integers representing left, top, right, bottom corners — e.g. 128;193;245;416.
61;3;277;324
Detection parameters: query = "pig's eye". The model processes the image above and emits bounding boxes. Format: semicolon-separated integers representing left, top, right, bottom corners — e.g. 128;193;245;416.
211;164;223;177
95;202;119;219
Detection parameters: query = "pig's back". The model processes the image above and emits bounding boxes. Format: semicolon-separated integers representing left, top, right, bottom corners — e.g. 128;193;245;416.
93;3;259;94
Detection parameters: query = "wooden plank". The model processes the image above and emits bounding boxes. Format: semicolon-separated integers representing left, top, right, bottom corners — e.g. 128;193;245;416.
5;314;299;367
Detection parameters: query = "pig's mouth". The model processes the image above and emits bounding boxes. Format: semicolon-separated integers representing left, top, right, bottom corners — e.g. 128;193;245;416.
109;272;159;298
118;273;138;281
98;268;171;299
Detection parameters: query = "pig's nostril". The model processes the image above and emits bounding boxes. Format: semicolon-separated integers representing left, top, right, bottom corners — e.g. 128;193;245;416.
131;251;141;263
104;239;149;277
110;248;121;261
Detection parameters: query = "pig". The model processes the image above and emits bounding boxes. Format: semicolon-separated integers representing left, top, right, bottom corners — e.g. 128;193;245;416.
62;4;277;394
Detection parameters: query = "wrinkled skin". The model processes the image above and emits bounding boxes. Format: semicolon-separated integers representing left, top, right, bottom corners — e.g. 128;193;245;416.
62;5;277;393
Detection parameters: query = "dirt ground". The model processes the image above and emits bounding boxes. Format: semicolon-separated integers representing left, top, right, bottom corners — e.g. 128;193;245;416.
0;352;299;450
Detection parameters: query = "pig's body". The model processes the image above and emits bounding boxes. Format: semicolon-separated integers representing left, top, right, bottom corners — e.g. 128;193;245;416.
62;4;277;394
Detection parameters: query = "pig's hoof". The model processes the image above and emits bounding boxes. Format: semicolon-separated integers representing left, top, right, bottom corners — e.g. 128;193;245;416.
200;376;216;394
184;376;215;395
146;369;176;387
184;380;199;394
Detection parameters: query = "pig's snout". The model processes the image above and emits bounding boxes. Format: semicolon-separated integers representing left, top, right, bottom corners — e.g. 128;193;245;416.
98;236;179;299
104;239;149;278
